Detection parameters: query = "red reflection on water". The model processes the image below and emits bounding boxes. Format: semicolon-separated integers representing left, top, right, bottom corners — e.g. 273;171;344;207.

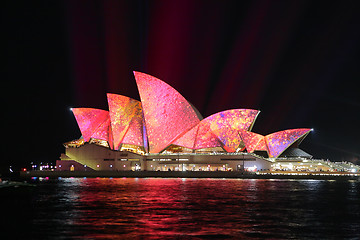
54;178;360;239
71;178;258;239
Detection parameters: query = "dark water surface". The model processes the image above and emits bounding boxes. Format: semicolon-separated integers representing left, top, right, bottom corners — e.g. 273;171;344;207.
2;178;360;239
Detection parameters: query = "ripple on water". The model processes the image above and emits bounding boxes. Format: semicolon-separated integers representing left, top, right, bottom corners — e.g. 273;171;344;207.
3;178;359;239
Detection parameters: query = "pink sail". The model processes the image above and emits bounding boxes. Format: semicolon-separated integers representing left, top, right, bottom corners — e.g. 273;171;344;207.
174;109;259;151
107;93;143;150
238;130;266;153
265;128;311;158
91;116;111;142
209;109;259;152
121;105;144;147
71;108;109;142
134;71;200;153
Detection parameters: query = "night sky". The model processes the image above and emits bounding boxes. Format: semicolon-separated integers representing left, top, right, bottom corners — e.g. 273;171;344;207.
3;0;360;170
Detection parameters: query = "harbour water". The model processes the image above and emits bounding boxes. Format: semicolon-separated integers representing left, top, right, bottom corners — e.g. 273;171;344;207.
2;178;360;239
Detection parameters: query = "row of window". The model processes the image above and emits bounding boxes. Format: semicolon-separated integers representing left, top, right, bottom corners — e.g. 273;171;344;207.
103;158;139;161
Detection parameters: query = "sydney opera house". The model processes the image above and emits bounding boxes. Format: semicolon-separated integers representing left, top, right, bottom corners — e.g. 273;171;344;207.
57;71;318;172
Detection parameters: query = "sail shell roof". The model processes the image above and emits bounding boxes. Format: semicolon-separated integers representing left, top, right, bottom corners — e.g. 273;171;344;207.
70;71;312;158
107;93;144;150
265;128;312;158
71;108;110;142
134;71;200;153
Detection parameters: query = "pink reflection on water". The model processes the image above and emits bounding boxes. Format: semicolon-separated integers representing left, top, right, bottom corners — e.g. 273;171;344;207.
68;178;265;238
51;178;360;239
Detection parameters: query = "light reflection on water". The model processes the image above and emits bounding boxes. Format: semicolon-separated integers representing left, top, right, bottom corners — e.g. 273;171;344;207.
4;178;360;239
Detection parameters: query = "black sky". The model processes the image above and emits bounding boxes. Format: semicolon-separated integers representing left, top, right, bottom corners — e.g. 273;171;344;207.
3;0;360;170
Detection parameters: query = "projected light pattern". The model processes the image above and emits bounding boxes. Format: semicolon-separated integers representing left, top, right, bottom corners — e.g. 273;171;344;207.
121;104;144;147
238;130;266;153
70;72;312;157
255;138;268;152
265;128;311;158
172;118;225;150
193;109;258;149
211;127;241;152
172;125;198;149
173;109;258;150
134;71;200;153
208;109;259;151
90;116;111;142
194;120;223;149
204;109;258;133
107;93;142;150
72;108;109;142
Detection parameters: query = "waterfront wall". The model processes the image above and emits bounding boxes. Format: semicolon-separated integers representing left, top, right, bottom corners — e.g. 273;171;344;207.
20;170;360;180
